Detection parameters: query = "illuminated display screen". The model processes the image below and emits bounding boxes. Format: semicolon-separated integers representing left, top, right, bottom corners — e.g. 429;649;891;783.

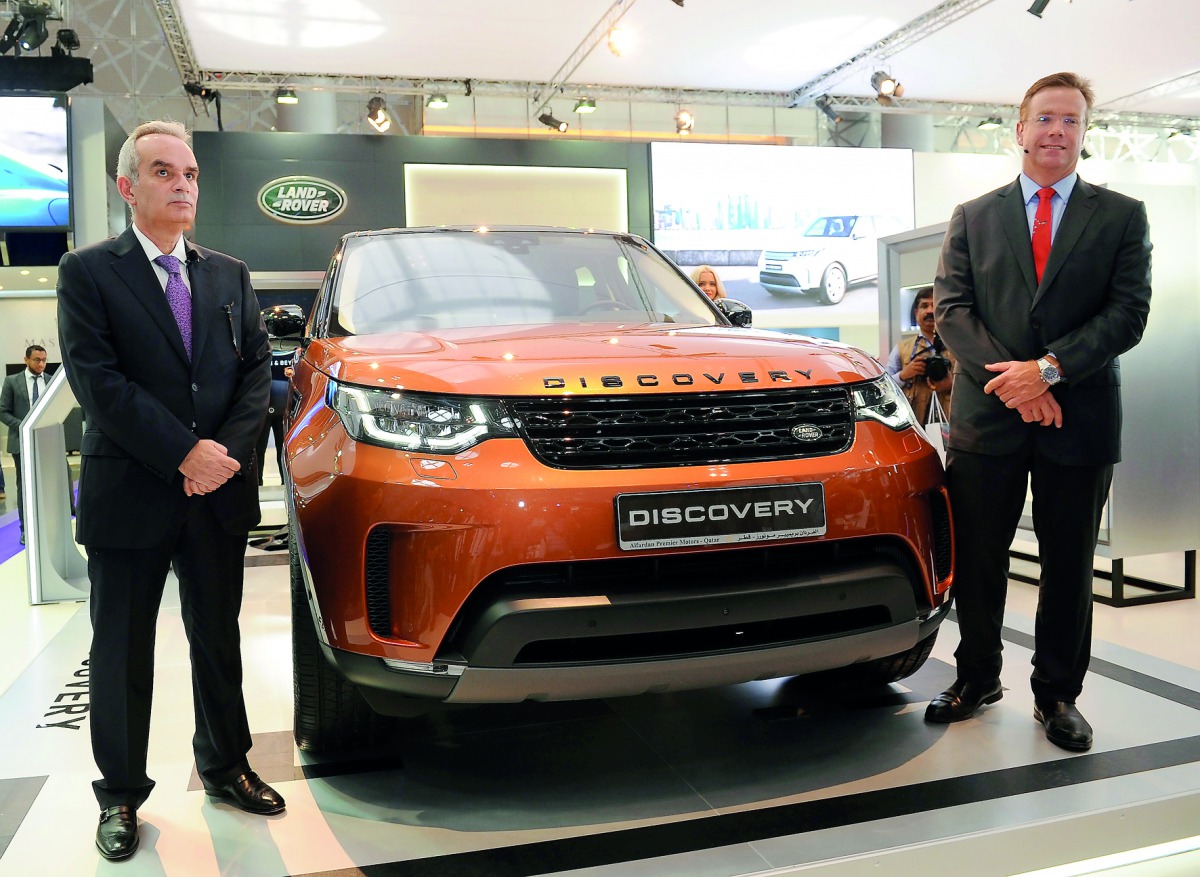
0;94;70;230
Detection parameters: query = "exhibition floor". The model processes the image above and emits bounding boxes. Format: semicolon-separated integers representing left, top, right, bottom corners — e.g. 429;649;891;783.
0;495;1197;876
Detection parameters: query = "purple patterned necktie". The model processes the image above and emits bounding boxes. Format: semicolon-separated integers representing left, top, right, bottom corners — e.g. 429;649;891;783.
153;254;192;358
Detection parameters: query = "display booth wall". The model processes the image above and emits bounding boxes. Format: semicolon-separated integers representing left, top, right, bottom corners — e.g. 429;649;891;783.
190;133;653;272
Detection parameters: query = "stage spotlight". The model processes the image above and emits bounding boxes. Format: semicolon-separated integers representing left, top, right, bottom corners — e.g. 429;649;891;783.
607;25;633;56
1027;0;1051;16
275;87;298;105
17;14;48;52
184;81;218;102
977;117;1003;130
815;94;842;124
0;16;22;54
675;108;695;135
51;27;79;56
574;98;596;114
870;70;902;98
425;94;449;109
366;96;391;132
538;111;568;132
184;81;224;130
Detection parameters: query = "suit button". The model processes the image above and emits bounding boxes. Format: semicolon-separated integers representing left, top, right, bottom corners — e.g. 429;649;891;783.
191;383;199;392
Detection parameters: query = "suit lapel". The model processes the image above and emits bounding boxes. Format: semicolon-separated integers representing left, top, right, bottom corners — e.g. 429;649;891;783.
997;179;1038;296
186;244;216;367
109;228;191;367
1033;177;1099;307
14;374;30;414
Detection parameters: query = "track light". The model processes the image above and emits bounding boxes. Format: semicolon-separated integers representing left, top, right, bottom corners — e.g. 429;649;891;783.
17;14;48;52
184;81;224;131
977;117;1003;130
574;98;596;114
675;108;695;135
1027;0;1051;16
607;25;633;56
425;94;449;109
870;70;902;99
0;16;22;54
815;94;842;124
51;26;79;57
184;81;218;102
538;112;568;133
275;87;298;105
366;96;390;132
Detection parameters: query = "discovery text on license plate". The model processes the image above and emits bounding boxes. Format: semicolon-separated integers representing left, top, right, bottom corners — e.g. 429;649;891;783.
616;483;825;551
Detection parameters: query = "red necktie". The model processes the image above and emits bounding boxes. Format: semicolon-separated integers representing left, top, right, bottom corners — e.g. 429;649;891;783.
1032;186;1055;282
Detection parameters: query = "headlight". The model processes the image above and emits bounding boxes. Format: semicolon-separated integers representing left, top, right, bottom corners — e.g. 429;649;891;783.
852;376;917;431
328;381;517;452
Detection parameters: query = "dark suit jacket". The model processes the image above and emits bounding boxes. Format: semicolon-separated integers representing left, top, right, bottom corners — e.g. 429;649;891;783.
934;176;1152;466
56;227;271;549
0;372;32;456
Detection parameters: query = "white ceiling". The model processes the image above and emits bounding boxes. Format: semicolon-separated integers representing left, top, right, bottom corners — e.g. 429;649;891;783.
174;0;1200;117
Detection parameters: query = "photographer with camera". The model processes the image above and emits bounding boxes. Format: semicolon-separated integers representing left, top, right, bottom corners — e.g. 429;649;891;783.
885;285;954;425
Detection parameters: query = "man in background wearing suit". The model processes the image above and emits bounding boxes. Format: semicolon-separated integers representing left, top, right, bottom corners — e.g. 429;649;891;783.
0;344;49;544
57;120;282;861
926;72;1152;751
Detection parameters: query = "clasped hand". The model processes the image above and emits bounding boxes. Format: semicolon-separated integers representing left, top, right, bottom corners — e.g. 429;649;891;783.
179;439;240;496
983;360;1062;428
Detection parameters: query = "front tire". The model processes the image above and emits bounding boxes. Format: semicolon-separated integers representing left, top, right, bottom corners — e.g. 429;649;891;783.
818;264;847;305
291;524;395;754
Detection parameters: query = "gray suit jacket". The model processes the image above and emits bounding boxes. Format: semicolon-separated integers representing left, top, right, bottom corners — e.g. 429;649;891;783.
0;372;32;456
934;176;1152;465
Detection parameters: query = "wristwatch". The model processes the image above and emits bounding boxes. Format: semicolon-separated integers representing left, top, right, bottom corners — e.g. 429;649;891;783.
1036;357;1062;386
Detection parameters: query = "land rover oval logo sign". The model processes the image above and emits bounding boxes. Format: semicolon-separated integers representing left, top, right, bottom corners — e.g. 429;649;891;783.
257;176;347;225
791;424;824;442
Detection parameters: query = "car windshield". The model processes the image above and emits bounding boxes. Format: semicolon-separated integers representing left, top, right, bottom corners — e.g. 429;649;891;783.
804;216;857;238
326;229;721;336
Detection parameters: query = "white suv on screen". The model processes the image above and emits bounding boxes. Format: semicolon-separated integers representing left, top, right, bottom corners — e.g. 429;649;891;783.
758;214;905;305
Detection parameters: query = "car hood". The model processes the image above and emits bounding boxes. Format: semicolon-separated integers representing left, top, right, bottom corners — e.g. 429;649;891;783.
305;323;884;396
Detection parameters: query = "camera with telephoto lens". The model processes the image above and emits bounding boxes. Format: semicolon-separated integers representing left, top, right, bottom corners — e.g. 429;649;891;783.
919;336;951;382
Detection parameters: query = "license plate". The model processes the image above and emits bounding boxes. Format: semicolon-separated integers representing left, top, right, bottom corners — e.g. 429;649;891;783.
616;483;826;551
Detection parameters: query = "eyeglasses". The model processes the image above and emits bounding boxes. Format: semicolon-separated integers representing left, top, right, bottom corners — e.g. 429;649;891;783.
1026;114;1082;128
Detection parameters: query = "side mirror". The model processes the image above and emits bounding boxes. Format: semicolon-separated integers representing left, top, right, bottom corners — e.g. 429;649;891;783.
715;298;752;328
262;304;306;340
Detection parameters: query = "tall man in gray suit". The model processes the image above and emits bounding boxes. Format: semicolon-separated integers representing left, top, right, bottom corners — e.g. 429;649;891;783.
925;73;1152;751
58;120;283;861
0;344;49;544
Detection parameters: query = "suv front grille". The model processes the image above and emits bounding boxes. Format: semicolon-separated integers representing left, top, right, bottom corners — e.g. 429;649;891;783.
510;387;854;469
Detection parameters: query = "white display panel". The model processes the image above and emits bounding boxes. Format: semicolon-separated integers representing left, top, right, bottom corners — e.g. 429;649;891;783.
404;164;628;232
650;142;915;352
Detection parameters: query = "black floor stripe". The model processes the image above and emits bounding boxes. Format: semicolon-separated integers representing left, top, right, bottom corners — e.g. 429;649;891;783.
0;776;47;859
998;617;1200;711
295;736;1200;877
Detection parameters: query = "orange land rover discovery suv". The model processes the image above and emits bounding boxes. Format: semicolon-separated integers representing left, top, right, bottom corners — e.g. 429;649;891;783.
282;227;953;754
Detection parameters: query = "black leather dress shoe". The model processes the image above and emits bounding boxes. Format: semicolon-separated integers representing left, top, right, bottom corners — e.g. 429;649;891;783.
1035;700;1093;751
205;771;286;815
96;805;139;861
925;678;1003;723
